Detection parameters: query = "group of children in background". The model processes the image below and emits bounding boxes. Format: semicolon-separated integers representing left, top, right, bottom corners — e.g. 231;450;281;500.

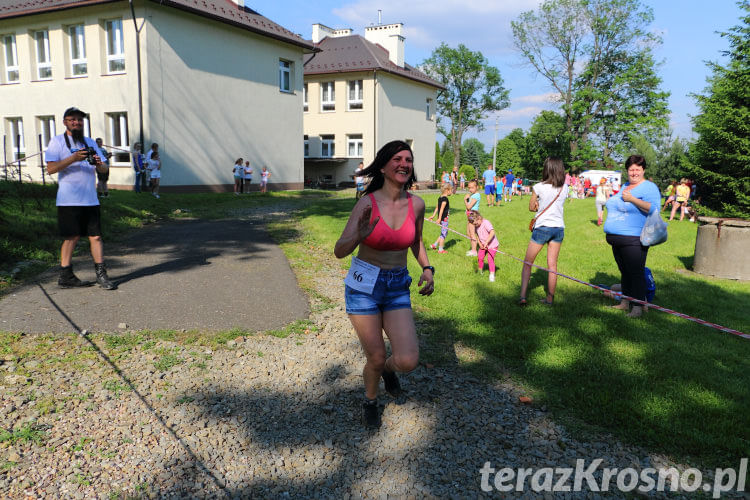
232;160;271;195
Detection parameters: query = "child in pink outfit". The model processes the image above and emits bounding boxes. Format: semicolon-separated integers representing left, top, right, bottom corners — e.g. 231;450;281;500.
468;210;498;282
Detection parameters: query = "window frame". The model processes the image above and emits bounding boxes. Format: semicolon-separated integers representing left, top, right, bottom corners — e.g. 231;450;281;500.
303;83;308;112
106;112;129;164
105;19;125;74
321;134;335;157
347;134;363;157
426;98;433;121
3;34;20;83
320;82;335;112
7;117;25;161
279;59;292;93
303;135;309;158
37;115;56;152
34;30;52;80
68;24;87;76
347;80;363;111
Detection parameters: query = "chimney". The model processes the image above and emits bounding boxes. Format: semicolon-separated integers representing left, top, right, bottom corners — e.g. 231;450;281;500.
312;23;353;43
364;23;404;67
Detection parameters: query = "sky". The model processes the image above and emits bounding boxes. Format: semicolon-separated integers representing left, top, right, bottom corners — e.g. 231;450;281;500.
250;0;744;150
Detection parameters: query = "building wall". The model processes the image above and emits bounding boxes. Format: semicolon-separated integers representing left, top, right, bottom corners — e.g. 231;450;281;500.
0;4;139;186
0;2;307;191
303;69;438;186
303;72;374;185
376;72;438;185
144;5;305;190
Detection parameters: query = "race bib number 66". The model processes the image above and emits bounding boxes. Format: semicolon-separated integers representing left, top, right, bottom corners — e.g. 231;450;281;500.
344;257;380;294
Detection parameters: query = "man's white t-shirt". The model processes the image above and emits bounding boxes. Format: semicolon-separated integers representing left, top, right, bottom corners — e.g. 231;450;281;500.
148;159;161;179
244;165;253;180
46;134;100;206
533;182;569;229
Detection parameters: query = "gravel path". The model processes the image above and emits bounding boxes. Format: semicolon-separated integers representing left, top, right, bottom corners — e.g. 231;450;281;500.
0;202;729;498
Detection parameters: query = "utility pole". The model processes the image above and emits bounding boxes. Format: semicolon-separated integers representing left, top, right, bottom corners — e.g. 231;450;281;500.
492;116;498;170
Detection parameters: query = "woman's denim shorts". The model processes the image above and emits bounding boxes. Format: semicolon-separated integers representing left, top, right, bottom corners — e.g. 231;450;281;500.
345;266;412;315
531;226;565;245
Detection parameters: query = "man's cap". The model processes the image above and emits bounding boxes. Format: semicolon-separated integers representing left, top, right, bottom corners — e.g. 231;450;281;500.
63;107;86;118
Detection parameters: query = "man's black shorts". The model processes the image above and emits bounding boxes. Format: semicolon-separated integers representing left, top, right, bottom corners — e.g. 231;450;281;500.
58;206;102;238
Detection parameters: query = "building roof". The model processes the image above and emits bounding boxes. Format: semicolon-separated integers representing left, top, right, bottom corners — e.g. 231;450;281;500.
304;35;444;90
0;0;315;51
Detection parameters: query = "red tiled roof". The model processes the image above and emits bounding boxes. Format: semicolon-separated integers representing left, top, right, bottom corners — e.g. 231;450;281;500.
0;0;315;51
303;35;443;89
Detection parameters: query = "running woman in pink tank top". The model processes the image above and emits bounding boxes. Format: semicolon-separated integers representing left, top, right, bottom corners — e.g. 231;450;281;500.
334;140;434;429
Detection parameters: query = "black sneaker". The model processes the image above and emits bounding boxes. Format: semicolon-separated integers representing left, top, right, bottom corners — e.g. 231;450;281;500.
381;369;402;397
58;266;94;288
362;399;381;429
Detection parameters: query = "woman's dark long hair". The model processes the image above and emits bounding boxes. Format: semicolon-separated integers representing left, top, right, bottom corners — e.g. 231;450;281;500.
362;140;416;194
542;157;565;188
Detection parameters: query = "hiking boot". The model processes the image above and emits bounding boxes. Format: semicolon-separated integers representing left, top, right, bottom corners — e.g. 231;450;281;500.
382;369;402;397
362;398;381;429
94;263;117;290
58;266;94;288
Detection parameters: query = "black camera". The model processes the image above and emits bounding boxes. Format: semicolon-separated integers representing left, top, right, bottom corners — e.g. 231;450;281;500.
83;147;98;165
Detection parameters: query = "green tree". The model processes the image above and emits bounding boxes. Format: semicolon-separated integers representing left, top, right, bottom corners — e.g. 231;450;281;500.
512;0;664;166
422;43;510;170
494;138;522;176
434;141;442;180
525;111;571;179
461;138;486;176
689;1;750;217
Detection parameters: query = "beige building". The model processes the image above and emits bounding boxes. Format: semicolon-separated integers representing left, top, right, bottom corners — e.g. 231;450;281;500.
0;0;314;191
303;23;443;187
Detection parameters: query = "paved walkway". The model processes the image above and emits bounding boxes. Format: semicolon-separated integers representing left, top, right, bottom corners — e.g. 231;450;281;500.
0;218;308;334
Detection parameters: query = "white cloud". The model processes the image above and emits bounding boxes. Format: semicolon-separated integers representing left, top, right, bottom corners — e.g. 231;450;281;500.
512;92;559;104
330;0;543;60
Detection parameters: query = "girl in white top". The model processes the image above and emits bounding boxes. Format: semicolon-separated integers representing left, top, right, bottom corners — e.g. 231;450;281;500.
519;157;569;306
243;161;253;193
260;166;271;193
148;152;161;198
595;177;611;226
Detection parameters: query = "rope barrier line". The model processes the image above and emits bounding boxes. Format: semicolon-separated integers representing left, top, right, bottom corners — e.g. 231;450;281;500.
423;217;749;339
2;151;42;169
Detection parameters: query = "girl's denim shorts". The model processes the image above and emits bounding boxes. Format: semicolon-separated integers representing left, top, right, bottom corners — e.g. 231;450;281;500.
531;226;565;245
345;266;412;315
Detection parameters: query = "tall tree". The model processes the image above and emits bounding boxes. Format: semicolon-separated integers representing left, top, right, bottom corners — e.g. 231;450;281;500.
525;111;571;179
512;0;664;166
422;44;510;170
689;0;750;217
494;138;522;176
461;138;486;175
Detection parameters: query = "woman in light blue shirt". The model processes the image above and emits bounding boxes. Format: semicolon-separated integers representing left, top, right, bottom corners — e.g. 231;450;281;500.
603;155;662;318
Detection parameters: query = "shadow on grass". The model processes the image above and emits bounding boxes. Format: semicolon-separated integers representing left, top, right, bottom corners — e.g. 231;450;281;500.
448;272;750;468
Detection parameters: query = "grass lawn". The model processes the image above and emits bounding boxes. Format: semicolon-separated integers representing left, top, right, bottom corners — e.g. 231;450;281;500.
275;189;750;469
2;181;749;469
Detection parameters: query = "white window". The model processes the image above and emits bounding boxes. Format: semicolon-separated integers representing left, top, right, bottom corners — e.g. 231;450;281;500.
426;98;432;120
106;112;129;163
321;82;335;111
347;134;363;157
321;135;335;157
2;34;19;83
303;135;309;157
37;116;55;151
303;83;308;112
279;59;291;92
68;24;87;76
348;80;363;110
34;30;52;80
7;117;25;160
105;19;125;73
83;115;91;138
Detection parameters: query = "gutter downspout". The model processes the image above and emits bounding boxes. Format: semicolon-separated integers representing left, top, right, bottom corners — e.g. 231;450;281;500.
129;0;146;161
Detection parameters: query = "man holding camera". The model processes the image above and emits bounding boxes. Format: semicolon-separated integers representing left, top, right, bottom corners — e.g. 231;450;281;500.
46;107;116;290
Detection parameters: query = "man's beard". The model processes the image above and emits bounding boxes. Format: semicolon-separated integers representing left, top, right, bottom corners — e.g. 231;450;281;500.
71;127;85;142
